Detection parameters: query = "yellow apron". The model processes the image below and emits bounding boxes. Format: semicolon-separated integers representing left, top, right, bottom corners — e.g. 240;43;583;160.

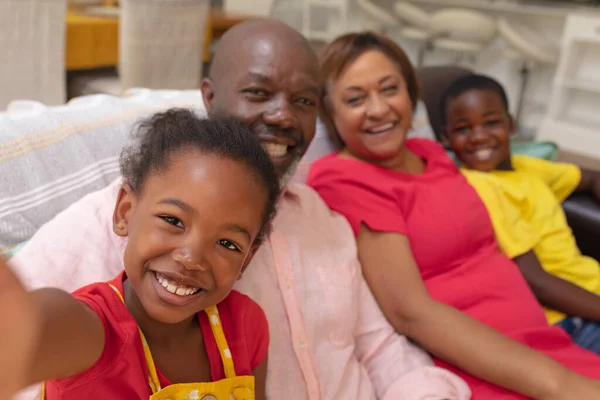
42;284;255;400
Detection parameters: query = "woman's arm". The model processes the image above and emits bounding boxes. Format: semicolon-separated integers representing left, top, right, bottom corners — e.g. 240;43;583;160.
576;169;600;200
252;354;268;400
514;250;600;321
356;226;598;400
0;257;105;398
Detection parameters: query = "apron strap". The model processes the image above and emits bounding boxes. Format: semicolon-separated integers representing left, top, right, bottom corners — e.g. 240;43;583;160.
204;305;237;379
107;283;238;391
109;284;162;393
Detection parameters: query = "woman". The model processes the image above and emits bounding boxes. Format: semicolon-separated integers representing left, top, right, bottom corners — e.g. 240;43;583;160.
307;32;600;399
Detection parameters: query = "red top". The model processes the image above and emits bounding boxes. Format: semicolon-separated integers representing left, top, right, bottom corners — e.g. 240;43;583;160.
308;138;600;399
44;272;269;399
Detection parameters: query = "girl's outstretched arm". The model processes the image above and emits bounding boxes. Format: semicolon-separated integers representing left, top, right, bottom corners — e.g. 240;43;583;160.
252;354;268;400
0;257;105;399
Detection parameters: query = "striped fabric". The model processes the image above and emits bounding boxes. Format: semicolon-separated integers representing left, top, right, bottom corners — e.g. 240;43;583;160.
0;89;205;253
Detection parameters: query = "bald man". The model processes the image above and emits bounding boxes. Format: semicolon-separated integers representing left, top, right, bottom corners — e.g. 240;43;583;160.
10;20;469;399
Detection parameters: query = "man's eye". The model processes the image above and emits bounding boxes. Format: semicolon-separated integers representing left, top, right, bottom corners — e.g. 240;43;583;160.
296;97;315;106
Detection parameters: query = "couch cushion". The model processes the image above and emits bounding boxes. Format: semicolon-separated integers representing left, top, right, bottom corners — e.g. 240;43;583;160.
0;89;205;252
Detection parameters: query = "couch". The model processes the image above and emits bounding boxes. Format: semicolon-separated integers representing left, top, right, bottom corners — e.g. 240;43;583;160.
1;68;599;262
416;65;600;262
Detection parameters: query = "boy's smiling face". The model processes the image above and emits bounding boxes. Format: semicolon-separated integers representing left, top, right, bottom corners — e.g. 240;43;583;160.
445;88;513;172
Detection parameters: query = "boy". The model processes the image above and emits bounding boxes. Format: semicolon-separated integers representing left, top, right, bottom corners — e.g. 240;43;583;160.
441;74;600;354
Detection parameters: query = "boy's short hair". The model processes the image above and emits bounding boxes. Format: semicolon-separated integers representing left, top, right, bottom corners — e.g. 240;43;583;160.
440;74;510;127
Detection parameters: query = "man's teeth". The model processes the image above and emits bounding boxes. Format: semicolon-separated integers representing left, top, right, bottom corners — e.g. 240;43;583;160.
366;123;394;134
474;149;493;160
263;142;288;157
155;272;200;296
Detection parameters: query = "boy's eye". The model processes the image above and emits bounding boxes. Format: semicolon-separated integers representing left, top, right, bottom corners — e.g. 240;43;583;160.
485;120;500;127
453;126;470;134
160;215;184;228
217;239;240;252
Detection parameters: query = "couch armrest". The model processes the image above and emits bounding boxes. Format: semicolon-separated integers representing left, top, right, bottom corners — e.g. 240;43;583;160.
563;193;600;262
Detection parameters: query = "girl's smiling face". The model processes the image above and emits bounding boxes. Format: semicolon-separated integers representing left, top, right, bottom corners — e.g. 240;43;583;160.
114;150;268;324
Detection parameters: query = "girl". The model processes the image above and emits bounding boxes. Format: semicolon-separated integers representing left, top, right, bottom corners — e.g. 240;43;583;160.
0;109;280;400
307;32;600;399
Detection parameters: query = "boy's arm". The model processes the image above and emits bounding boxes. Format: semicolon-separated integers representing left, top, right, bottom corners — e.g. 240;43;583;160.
0;257;105;399
576;168;600;201
513;250;600;321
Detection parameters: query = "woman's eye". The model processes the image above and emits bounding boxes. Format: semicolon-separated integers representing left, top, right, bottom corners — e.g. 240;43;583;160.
217;239;240;252
382;85;398;93
346;97;362;106
160;215;184;228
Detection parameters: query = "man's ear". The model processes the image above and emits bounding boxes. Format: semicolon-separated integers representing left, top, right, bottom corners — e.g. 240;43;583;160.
201;78;215;115
112;183;136;237
237;243;261;281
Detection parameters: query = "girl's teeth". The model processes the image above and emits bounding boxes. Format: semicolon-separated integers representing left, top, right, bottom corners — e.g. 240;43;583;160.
155;272;200;296
263;142;288;157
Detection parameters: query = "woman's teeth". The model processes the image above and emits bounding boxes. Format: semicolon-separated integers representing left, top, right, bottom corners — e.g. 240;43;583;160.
263;142;288;157
474;149;493;160
366;122;394;134
155;272;200;296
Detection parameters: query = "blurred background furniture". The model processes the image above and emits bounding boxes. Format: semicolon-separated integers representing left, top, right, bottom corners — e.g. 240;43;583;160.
429;8;497;66
393;1;432;66
0;0;67;109
498;17;560;135
223;0;273;16
302;0;349;42
69;0;210;97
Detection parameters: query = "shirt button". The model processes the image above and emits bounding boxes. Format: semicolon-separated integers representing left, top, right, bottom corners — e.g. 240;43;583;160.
285;280;291;288
299;341;306;349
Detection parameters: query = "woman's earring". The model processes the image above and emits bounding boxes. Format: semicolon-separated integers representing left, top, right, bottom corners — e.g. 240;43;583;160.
118;225;124;231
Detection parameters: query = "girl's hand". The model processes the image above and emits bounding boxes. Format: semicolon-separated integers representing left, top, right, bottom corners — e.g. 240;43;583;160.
0;257;40;399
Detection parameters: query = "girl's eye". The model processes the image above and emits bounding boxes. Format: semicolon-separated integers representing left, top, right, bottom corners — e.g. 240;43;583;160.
217;239;240;252
160;215;184;228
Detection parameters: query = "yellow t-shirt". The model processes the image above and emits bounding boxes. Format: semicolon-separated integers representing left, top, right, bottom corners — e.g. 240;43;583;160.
462;154;600;324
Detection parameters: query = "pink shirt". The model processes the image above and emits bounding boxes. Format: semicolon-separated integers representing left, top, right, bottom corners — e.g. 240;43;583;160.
11;178;469;400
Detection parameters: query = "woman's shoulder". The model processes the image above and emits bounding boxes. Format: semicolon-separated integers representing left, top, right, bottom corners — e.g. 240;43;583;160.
405;138;451;158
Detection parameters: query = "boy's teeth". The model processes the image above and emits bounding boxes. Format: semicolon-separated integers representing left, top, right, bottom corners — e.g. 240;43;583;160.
155;272;200;296
263;142;288;157
474;149;493;160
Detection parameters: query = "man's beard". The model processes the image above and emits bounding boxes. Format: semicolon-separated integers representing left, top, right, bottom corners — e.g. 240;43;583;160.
278;156;300;189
